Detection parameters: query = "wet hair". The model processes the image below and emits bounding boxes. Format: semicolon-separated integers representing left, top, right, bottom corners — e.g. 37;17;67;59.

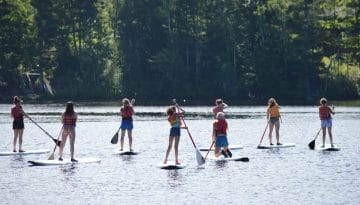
216;99;223;105
267;98;278;108
65;101;74;115
320;97;327;105
13;96;22;104
166;106;176;116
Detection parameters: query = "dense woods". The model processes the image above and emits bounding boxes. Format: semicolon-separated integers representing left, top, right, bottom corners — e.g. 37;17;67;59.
0;0;359;104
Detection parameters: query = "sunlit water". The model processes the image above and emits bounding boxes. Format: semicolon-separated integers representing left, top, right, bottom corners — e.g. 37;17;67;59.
0;104;359;205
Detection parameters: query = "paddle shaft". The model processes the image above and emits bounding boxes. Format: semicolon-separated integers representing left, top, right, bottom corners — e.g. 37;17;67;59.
204;141;215;160
313;128;322;141
28;117;57;141
258;121;269;146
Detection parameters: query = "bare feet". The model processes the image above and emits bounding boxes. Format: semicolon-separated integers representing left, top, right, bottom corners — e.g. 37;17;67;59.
176;161;181;165
163;160;167;164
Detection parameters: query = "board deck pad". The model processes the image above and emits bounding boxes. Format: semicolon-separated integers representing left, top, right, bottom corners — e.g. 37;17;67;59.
113;149;139;155
316;144;340;151
158;161;186;170
28;157;101;166
257;143;295;149
199;144;243;151
207;155;249;162
0;149;50;156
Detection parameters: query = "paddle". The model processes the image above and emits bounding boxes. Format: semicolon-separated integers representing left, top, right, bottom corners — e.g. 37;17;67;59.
257;121;269;149
111;98;135;144
308;128;322;150
48;127;63;160
28;117;61;146
173;99;205;166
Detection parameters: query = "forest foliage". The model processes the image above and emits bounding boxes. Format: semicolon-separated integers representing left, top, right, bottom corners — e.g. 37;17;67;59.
0;0;359;104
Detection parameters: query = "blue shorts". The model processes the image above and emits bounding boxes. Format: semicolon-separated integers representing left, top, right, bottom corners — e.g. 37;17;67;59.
169;127;180;137
120;119;133;130
215;135;229;147
321;118;332;128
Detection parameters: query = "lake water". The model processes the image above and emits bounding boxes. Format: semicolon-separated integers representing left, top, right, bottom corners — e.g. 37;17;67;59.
0;103;359;205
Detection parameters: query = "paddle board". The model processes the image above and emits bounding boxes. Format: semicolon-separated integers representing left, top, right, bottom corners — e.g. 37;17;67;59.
28;157;101;166
113;149;139;155
0;149;50;156
207;155;250;162
257;143;295;149
316;144;340;151
199;144;244;151
158;161;186;170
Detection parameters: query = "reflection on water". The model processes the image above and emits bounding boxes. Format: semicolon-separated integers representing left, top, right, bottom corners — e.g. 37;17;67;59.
166;170;184;189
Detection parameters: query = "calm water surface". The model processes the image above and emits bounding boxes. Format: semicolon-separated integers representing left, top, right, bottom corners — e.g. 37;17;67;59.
0;104;359;205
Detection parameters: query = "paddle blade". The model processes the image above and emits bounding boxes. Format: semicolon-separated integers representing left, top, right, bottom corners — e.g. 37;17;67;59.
196;149;205;165
54;139;61;147
308;140;316;150
111;132;119;144
234;157;250;162
48;152;55;160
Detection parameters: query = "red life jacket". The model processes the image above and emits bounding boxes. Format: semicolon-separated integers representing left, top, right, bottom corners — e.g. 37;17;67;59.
63;112;76;127
121;106;133;119
319;106;331;120
214;119;227;136
11;106;23;120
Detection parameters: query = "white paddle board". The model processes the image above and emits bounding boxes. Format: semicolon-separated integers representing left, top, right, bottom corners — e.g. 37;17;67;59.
113;149;139;155
257;143;295;149
0;149;50;156
207;155;250;162
158;161;186;170
316;144;340;151
199;144;243;151
28;157;101;166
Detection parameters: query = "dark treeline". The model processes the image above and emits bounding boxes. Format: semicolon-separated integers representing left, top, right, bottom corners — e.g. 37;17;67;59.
0;0;359;104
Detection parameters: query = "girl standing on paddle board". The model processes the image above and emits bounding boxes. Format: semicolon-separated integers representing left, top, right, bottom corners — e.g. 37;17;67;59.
212;99;228;118
59;102;77;161
163;105;185;165
212;112;232;158
119;98;135;151
267;98;282;145
319;98;335;148
11;96;30;152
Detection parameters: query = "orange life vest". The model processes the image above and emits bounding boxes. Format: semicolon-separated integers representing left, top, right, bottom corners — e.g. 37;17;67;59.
63;112;76;127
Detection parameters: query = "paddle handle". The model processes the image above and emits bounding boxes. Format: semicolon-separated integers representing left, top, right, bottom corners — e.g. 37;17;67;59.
204;141;215;160
258;121;269;146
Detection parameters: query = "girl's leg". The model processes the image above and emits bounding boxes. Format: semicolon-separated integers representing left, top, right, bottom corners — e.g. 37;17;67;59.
328;127;334;146
18;129;24;151
321;127;326;147
128;130;133;151
214;147;221;157
174;136;180;164
13;129;19;151
59;130;69;159
275;121;280;144
69;129;76;159
120;129;125;150
163;137;174;164
268;123;274;145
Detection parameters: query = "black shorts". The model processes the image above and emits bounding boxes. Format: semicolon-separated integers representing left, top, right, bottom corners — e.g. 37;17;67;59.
13;120;24;130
